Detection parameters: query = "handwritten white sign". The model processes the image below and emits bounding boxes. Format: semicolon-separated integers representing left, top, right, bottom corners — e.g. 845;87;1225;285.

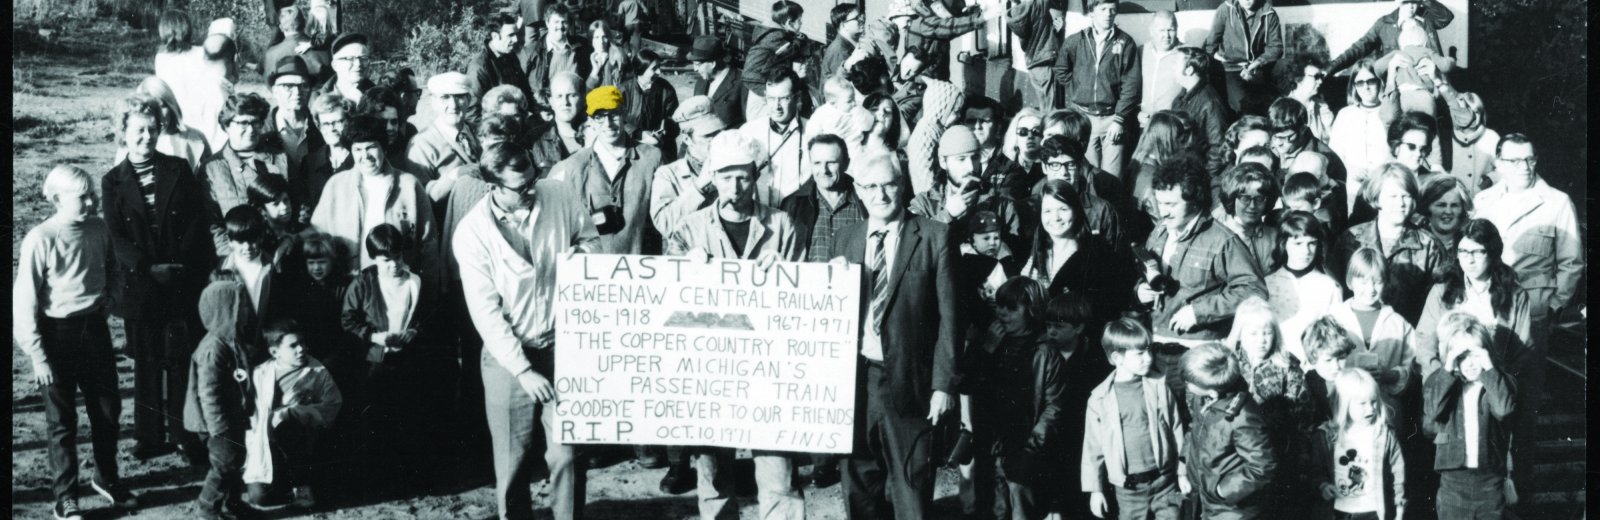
552;254;862;454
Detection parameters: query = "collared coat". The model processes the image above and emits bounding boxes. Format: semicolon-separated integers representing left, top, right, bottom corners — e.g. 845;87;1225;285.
1422;364;1515;473
665;203;802;261
1142;217;1267;342
830;216;959;417
102;152;218;322
198;145;292;254
549;144;664;255
693;66;748;129
469;45;532;102
1053;27;1141;125
1082;371;1184;491
308;167;438;279
185;281;257;436
1184;392;1278;517
1471;178;1584;313
1330;221;1447;323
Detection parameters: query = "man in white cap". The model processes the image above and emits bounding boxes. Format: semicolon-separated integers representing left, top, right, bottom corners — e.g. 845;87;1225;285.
403;72;480;212
652;96;782;238
909;125;1024;255
664;129;805;520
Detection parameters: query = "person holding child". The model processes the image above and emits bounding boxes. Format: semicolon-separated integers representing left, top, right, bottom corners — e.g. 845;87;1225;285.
1081;318;1186;520
243;318;342;510
15;166;142;520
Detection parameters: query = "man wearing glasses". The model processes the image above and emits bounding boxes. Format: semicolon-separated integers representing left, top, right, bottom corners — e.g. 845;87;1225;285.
549;85;664;259
1267;98;1348;187
263;57;321;198
829;152;959;520
739;69;810;199
403;72;482;214
198;92;291;255
820;4;863;82
1471;134;1584;482
454;140;599;520
322;33;373;105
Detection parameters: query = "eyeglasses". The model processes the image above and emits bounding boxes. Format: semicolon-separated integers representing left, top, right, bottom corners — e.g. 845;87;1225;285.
495;180;537;197
1399;141;1432;154
1306;72;1326;81
1235;194;1268;205
1042;160;1077;171
856;181;900;194
1457;247;1490;259
1015;127;1040;137
335;55;369;64
1496;157;1535;167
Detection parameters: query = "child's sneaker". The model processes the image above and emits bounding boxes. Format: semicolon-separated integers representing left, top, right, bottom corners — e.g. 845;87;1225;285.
292;486;316;509
53;496;84;520
91;477;140;508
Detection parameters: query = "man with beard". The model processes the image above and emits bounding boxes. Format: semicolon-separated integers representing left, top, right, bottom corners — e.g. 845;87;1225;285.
909;125;1025;259
403;72;481;218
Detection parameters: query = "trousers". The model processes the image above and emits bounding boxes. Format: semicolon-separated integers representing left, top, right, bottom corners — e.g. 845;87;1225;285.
39;315;123;502
482;347;583;520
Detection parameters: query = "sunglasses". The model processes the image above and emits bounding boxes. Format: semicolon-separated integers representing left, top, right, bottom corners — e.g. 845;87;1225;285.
1306;72;1326;81
1399;141;1431;153
1016;128;1040;137
1354;78;1379;86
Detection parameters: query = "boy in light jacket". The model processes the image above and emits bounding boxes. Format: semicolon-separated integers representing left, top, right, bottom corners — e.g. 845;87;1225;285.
1083;318;1186;520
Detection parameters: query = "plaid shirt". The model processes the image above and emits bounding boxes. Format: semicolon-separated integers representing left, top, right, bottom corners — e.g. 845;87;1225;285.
780;178;868;262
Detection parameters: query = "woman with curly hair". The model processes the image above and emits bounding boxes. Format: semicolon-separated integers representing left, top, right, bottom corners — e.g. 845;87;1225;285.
1276;53;1335;143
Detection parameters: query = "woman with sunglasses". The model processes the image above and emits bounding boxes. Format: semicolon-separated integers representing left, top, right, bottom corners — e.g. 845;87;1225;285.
1275;53;1335;143
1328;59;1389;215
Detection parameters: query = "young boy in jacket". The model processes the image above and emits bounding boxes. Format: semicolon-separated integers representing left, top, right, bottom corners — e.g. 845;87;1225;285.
1180;342;1278;519
1052;0;1141;178
185;280;260;520
1082;318;1185;520
1424;312;1516;518
243;318;342;510
15;166;141;519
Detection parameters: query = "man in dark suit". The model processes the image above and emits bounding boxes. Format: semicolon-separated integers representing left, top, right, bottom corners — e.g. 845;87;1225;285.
828;152;958;520
688;35;748;129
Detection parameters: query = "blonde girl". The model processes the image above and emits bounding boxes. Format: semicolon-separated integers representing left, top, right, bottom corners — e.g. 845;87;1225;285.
1316;368;1406;520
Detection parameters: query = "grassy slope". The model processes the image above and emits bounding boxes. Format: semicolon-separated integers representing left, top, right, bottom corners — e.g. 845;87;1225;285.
9;19;967;520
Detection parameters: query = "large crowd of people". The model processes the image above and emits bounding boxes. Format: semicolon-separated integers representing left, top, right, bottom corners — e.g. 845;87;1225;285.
13;0;1585;520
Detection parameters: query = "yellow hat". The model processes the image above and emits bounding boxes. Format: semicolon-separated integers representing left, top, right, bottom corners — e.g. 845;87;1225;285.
586;85;624;116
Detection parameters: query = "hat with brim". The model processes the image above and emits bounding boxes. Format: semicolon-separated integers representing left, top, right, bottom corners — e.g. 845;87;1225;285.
330;33;369;56
686;36;725;62
701;131;763;174
269;56;313;86
428;72;473;97
672;96;727;137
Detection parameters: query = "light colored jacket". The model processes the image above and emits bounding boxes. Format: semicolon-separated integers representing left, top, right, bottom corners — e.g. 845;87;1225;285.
649;159;779;237
243;359;341;484
1413;283;1533;379
308;168;438;277
1082;372;1185;491
198;145;290;254
1328;301;1415;407
1472;178;1584;311
665;204;803;261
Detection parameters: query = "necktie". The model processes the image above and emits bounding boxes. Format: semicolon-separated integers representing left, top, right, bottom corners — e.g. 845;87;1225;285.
458;131;481;162
867;230;888;331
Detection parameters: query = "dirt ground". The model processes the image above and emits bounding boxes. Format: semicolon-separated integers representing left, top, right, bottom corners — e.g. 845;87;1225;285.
9;19;975;520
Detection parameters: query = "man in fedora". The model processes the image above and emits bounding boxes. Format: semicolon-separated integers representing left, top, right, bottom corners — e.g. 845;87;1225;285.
263;56;322;199
688;35;747;129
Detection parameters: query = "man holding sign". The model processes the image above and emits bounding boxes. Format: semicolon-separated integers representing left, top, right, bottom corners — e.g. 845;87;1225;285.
454;141;599;520
666;130;807;519
830;152;959;520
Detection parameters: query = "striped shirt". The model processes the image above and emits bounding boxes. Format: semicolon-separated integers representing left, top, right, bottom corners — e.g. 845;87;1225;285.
133;159;159;235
